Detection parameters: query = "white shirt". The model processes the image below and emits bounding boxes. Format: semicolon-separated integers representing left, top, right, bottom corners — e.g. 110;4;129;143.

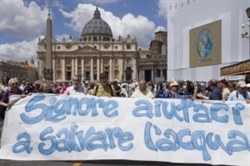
64;85;86;95
131;89;154;99
227;90;250;101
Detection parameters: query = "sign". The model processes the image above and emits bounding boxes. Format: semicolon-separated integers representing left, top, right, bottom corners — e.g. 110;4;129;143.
0;94;249;165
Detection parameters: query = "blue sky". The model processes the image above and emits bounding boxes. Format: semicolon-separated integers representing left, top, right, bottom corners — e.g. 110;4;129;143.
0;0;168;62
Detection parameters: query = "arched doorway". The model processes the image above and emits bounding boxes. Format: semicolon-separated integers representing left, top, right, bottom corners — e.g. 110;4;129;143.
125;67;132;81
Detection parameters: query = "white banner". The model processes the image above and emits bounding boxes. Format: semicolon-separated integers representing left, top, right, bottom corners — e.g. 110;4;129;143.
0;93;250;165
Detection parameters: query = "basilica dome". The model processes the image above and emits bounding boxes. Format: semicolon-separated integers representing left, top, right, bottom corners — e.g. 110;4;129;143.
81;7;113;41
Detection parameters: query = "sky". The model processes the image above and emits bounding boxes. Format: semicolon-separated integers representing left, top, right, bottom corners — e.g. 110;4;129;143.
0;0;169;63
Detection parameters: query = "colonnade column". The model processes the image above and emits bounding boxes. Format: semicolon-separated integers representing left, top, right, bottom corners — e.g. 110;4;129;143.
81;58;84;80
90;58;94;81
62;58;65;81
97;58;100;79
71;59;74;77
75;58;78;76
100;57;103;73
109;58;113;81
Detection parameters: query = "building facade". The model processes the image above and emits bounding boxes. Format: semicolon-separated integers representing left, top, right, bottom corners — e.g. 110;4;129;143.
138;31;167;82
0;59;37;82
37;7;138;82
166;0;249;81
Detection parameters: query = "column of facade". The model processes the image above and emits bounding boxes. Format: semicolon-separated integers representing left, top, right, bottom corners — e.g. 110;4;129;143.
81;58;84;80
39;59;44;80
62;58;65;81
122;54;125;81
109;58;113;81
151;68;154;81
75;58;78;76
133;59;137;81
97;58;100;79
100;57;103;73
90;58;94;81
71;59;74;77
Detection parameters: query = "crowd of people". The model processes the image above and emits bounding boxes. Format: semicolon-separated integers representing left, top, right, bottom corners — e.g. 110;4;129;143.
0;73;250;119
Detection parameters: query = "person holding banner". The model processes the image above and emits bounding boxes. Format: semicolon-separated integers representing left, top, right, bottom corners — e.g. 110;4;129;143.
227;80;250;103
196;79;222;100
219;79;230;101
39;82;53;93
155;81;192;99
65;75;86;95
0;78;24;119
92;72;116;97
131;80;154;99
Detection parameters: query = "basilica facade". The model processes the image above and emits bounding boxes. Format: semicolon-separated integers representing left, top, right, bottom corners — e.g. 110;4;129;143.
37;7;138;82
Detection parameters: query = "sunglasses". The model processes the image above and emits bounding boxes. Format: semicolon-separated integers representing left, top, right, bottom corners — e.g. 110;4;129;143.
73;79;79;81
12;83;18;85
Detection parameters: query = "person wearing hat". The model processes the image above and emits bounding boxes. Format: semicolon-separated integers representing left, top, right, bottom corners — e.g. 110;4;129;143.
156;81;185;99
168;81;180;96
227;80;250;103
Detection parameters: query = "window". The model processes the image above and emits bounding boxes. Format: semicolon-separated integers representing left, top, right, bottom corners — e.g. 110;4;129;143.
85;72;90;80
126;44;131;49
126;58;131;65
66;72;71;80
156;69;161;77
85;59;90;66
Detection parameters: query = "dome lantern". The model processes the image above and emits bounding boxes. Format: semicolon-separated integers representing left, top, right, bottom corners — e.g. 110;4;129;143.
93;6;101;19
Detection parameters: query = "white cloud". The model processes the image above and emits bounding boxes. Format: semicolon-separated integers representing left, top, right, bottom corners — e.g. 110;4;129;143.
0;0;47;40
0;37;39;62
154;26;166;32
84;0;119;5
59;3;156;48
158;0;168;19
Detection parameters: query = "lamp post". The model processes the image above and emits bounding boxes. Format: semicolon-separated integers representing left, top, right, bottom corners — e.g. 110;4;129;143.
241;7;250;59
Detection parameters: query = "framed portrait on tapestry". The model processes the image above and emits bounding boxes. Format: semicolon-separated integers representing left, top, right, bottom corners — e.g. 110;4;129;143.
190;20;222;68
